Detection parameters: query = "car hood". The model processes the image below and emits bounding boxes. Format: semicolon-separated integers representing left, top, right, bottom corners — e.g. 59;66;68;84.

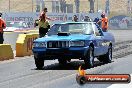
35;34;92;42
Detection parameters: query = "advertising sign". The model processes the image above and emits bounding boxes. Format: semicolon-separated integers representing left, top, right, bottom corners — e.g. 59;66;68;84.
109;15;132;29
2;12;102;31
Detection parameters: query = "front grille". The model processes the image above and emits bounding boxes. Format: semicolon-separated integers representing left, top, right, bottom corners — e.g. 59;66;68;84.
47;41;69;48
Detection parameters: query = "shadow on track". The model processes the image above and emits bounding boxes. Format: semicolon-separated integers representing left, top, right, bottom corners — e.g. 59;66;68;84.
34;60;113;70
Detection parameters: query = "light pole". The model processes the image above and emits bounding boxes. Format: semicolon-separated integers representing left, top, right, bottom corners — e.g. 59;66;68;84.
9;0;10;12
32;0;33;12
97;0;98;12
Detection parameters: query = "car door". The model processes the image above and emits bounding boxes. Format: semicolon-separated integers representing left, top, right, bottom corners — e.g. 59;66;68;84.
92;23;106;56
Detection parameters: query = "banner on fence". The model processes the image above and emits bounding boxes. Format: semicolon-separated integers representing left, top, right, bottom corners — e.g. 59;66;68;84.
109;15;132;29
2;12;102;29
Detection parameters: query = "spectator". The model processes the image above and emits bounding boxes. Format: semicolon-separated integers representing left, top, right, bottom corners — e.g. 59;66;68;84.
0;13;6;44
35;18;50;38
84;16;92;22
97;13;108;32
35;8;53;37
72;15;78;22
39;8;54;21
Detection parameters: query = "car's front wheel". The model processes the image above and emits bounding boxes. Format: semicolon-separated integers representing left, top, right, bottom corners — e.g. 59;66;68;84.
98;45;112;63
34;56;44;69
83;46;94;68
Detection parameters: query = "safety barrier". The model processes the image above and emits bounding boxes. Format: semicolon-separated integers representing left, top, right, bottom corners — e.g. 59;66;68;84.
16;33;39;57
0;44;14;61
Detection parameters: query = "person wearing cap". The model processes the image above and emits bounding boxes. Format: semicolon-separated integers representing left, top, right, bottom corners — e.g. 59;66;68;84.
72;15;78;22
0;13;6;44
98;13;108;32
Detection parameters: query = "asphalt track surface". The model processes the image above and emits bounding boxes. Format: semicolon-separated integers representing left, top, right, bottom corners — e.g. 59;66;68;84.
1;30;132;88
3;29;132;50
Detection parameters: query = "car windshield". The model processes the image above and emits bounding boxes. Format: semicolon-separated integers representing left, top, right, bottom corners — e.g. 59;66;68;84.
47;23;94;35
6;21;28;28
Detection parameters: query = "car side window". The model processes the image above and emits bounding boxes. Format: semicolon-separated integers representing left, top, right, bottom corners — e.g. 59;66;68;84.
85;23;94;34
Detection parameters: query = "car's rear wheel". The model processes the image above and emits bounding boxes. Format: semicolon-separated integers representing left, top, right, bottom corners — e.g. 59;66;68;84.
97;45;112;63
83;46;94;68
34;56;44;69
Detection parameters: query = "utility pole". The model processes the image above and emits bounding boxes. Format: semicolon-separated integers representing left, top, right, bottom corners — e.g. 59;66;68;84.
32;0;33;12
36;0;40;12
127;0;132;14
74;0;80;13
105;0;110;14
89;0;95;13
9;0;10;12
97;0;98;12
41;0;45;11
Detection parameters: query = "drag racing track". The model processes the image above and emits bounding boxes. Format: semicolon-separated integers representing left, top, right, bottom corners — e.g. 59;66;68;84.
1;30;132;88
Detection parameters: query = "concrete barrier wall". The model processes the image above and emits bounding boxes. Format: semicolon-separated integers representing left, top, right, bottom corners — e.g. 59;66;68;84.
16;33;39;57
0;44;14;61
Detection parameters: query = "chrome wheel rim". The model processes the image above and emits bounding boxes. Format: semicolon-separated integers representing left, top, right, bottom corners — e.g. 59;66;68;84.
109;48;112;61
89;48;94;65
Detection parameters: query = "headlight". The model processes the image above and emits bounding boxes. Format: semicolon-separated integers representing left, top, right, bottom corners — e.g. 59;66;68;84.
33;42;46;47
70;41;85;47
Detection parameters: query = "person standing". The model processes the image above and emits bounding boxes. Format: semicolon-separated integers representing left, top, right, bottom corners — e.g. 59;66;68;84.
35;17;50;38
72;15;78;22
98;13;108;32
0;13;6;44
39;8;53;21
84;16;92;22
35;8;51;37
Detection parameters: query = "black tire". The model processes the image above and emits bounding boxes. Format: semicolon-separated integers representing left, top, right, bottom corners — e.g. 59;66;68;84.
58;59;67;65
83;46;94;68
34;56;44;69
67;59;71;63
97;56;104;62
104;45;112;63
98;45;112;63
76;75;87;85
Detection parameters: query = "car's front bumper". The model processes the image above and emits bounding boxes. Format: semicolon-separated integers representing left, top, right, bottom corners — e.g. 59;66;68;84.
32;46;89;60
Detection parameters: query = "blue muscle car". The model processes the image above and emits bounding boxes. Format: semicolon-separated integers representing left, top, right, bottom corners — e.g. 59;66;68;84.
32;22;115;69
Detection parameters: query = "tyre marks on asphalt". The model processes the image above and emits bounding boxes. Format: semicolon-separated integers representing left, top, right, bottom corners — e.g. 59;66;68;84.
1;40;132;88
42;40;132;70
